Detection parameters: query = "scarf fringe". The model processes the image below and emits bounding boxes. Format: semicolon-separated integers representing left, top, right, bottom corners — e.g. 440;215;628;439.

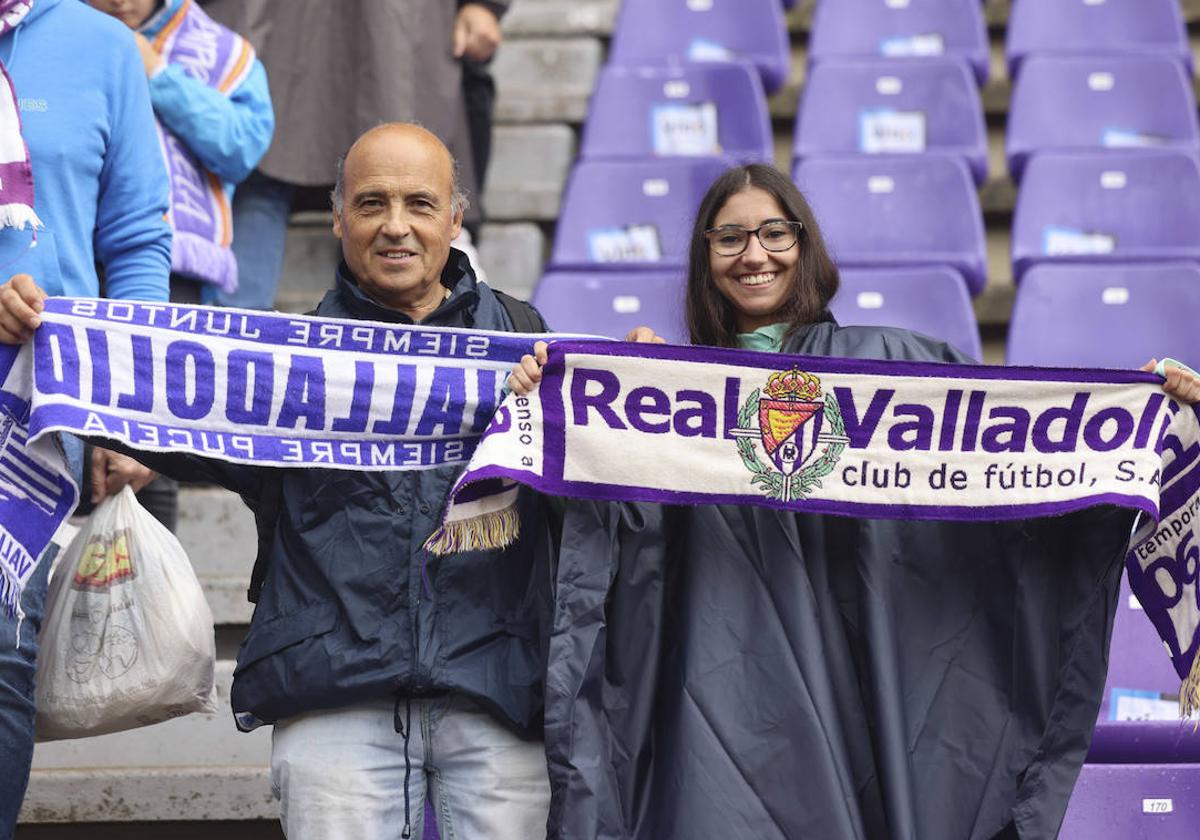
1182;653;1200;719
424;506;520;555
0;203;41;232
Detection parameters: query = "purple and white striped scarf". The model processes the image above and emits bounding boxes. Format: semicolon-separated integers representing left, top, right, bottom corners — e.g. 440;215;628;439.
0;0;39;233
432;340;1200;716
143;0;255;293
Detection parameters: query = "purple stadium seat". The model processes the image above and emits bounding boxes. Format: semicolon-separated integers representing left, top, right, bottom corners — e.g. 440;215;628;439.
532;269;689;343
1010;151;1200;284
793;57;987;185
1060;765;1200;839
1007;262;1200;369
1006;0;1189;79
1006;55;1200;181
608;0;790;94
794;155;987;295
1085;575;1200;763
830;267;981;360
808;0;989;86
551;158;731;267
580;63;773;164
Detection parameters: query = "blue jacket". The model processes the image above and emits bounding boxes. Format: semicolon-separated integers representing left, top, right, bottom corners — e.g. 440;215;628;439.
117;251;554;735
0;0;171;301
139;0;274;193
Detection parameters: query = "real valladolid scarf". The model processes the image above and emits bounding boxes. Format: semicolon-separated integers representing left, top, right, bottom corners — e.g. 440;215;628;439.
1;299;1198;715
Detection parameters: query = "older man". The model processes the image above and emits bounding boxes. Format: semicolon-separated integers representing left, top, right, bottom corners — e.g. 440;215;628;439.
0;122;552;840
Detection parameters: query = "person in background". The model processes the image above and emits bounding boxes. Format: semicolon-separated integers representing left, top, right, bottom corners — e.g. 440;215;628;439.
0;0;171;834
201;0;506;311
86;0;274;532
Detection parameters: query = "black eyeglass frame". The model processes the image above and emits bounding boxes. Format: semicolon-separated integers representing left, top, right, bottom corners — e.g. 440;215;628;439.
703;220;804;257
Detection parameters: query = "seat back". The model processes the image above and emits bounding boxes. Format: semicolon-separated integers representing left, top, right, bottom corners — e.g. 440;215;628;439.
1006;0;1189;78
1007;262;1200;368
794;155;987;294
830;266;981;360
1060;765;1200;839
808;0;989;85
1006;54;1200;181
794;57;987;184
581;63;773;164
609;0;790;94
1010;151;1200;283
551;158;730;267
532;269;689;343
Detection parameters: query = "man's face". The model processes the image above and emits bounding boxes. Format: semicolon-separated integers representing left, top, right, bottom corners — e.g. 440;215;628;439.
88;0;158;28
333;126;464;320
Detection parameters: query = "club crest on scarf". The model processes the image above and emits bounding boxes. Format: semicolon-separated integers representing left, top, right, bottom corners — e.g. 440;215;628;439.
732;369;849;502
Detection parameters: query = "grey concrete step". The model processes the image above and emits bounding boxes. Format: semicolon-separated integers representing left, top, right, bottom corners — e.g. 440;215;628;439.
502;0;618;37
478;222;547;302
177;486;257;627
20;768;274;824
483;125;576;221
494;38;603;124
23;660;272;823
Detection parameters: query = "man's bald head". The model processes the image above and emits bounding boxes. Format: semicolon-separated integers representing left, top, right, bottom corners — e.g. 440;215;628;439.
331;123;469;217
330;122;468;319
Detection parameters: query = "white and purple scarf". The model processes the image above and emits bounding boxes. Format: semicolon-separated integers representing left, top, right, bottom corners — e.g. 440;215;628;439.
2;299;1198;718
143;0;255;293
0;0;39;233
432;340;1200;716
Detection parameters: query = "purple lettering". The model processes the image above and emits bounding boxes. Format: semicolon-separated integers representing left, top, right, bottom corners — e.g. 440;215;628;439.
570;367;626;429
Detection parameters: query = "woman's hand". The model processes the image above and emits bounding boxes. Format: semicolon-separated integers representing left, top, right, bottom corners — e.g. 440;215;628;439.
624;326;666;344
1143;358;1200;405
508;340;548;397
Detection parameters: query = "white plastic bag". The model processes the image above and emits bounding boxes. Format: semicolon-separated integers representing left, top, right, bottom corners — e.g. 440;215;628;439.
34;485;217;740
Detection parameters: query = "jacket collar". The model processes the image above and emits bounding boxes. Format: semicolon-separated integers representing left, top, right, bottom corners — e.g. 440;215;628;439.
334;247;480;325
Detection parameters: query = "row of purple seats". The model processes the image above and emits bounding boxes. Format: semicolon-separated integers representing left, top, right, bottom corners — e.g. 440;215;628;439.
532;264;983;360
1006;0;1190;77
796;155;987;295
1056;574;1200;838
809;0;989;86
794;57;987;185
581;63;773;164
1010;150;1200;284
795;52;1200;187
609;0;790;94
1008;262;1200;368
1007;54;1200;181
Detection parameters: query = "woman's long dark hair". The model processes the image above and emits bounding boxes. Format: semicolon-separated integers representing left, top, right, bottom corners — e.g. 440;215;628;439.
685;164;839;348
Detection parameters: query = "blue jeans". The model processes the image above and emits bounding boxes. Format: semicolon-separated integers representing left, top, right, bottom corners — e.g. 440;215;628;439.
0;547;52;839
0;435;81;836
271;695;550;840
218;170;294;311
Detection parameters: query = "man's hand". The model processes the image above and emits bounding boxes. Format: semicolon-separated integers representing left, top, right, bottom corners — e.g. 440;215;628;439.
90;447;157;504
453;4;502;62
133;32;165;77
0;274;46;344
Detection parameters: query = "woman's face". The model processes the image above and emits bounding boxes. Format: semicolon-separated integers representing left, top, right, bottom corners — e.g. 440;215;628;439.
708;187;800;333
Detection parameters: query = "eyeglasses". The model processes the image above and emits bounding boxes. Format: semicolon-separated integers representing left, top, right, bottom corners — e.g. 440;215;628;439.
704;220;803;257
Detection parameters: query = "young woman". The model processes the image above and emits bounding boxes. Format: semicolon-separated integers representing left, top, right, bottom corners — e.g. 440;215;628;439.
512;164;1199;840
